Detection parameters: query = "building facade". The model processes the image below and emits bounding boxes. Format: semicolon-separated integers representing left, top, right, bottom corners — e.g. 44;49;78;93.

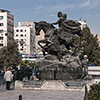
78;20;87;29
0;9;14;49
14;25;35;54
14;21;45;54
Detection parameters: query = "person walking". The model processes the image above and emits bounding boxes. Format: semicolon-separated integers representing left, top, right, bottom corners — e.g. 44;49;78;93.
4;68;12;90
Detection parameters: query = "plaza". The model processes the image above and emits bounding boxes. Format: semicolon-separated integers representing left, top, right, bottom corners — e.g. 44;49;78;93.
0;85;84;100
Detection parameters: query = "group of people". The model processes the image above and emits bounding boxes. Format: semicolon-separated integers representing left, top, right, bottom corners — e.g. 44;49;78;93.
3;66;41;90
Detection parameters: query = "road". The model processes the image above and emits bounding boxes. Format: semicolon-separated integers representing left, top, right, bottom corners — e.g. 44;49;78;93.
0;85;85;100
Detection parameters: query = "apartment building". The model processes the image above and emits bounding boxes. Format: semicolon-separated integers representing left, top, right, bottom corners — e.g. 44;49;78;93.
14;21;45;54
0;9;14;49
14;25;35;54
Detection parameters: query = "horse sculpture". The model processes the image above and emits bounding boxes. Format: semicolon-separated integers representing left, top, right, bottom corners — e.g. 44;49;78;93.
35;21;62;59
35;20;82;58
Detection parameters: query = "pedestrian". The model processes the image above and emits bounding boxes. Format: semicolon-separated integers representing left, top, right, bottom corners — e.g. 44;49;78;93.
4;68;12;90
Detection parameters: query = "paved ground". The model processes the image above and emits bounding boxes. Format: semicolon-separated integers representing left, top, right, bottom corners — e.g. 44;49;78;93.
0;84;85;100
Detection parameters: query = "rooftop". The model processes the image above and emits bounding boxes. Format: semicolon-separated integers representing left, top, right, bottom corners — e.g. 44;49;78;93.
0;9;10;13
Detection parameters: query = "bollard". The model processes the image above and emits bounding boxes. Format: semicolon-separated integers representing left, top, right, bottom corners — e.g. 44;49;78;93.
19;95;22;100
84;83;88;100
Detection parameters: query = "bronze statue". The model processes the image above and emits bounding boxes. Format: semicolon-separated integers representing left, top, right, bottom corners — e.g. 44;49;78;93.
34;11;87;80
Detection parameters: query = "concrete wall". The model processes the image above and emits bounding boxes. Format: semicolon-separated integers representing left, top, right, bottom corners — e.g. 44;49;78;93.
88;66;100;75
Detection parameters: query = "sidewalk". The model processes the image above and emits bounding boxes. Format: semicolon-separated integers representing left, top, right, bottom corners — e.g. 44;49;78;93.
0;85;84;100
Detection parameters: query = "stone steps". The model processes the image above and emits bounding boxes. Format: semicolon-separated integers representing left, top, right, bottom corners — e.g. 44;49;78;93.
23;85;41;88
64;81;85;87
23;81;42;85
15;80;85;91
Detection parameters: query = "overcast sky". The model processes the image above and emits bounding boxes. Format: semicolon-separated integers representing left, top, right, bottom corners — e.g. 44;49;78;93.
0;0;100;35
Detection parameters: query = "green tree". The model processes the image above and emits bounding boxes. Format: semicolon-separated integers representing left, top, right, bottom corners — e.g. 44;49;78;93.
0;55;4;70
0;40;22;70
20;60;36;68
20;60;30;67
88;83;100;100
74;26;100;65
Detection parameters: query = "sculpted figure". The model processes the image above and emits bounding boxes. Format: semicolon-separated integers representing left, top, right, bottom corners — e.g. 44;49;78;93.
52;11;82;54
52;11;67;33
34;12;87;80
35;11;82;58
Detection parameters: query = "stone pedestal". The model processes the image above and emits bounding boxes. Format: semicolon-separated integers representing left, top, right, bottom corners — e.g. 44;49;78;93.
15;80;23;89
41;80;67;90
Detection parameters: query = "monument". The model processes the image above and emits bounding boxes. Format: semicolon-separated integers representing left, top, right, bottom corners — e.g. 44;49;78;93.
34;11;87;81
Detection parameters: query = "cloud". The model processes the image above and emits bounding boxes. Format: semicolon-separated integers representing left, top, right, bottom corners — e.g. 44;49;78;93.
47;4;75;13
36;6;43;10
80;0;90;7
79;0;100;9
13;9;19;12
50;14;55;17
32;0;100;16
89;1;100;9
96;15;100;17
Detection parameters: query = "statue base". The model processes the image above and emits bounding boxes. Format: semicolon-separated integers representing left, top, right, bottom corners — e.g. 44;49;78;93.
41;80;67;90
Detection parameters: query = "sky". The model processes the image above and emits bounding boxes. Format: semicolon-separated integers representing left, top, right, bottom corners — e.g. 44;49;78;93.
0;0;100;35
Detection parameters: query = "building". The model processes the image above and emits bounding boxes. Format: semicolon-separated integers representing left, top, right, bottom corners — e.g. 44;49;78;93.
18;21;35;28
78;20;87;29
14;21;45;54
18;21;45;52
14;25;35;54
0;9;14;49
94;35;100;47
88;66;100;84
35;29;45;52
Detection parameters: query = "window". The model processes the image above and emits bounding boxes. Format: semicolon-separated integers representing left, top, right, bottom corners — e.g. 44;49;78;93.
0;44;3;46
0;30;3;33
0;16;3;20
21;39;23;41
16;30;19;32
20;34;23;37
20;30;23;32
16;34;18;37
21;44;23;46
0;23;3;26
20;48;23;50
0;37;3;40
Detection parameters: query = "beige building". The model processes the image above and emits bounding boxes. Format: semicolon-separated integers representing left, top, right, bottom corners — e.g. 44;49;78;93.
0;9;14;49
35;29;45;52
96;35;100;41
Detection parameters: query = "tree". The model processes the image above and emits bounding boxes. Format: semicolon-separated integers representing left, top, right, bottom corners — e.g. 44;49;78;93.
0;55;4;70
88;83;100;100
74;26;100;65
0;40;22;70
20;60;36;68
